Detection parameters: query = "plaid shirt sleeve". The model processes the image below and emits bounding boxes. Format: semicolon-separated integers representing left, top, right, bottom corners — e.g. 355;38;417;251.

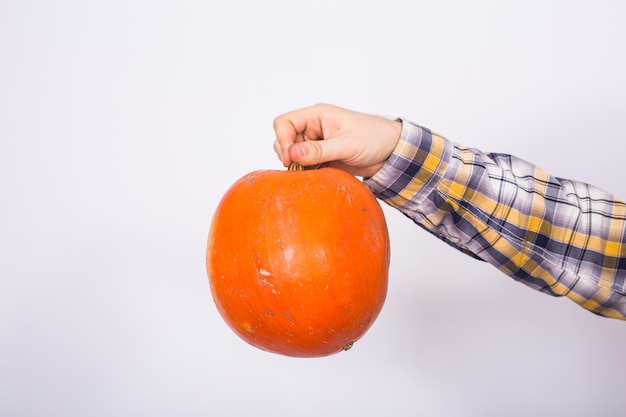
364;119;626;320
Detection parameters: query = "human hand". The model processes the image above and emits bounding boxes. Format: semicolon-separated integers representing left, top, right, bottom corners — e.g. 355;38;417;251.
272;103;402;178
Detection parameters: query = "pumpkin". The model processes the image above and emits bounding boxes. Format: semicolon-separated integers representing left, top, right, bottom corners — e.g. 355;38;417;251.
206;164;390;357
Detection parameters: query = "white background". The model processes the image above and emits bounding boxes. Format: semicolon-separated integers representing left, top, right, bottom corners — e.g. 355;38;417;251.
2;1;625;416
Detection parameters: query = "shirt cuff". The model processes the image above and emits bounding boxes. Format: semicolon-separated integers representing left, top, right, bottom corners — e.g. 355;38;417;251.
364;119;452;210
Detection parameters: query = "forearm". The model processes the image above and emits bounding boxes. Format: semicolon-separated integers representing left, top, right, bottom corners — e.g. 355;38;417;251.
365;120;626;320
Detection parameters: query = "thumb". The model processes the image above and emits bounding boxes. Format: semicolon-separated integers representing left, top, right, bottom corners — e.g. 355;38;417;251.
288;140;350;168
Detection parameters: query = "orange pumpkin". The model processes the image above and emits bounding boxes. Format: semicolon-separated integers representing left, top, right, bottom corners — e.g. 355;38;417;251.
206;165;389;357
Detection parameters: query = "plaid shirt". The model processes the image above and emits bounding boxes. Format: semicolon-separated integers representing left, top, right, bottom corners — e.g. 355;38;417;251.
365;119;626;320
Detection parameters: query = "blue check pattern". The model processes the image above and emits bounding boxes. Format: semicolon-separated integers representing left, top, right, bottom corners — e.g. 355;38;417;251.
365;120;626;319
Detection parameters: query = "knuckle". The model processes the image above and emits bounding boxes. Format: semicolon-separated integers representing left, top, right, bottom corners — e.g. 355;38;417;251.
272;115;283;130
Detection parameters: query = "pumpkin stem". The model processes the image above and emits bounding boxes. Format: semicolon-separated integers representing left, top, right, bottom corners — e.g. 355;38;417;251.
288;162;305;171
342;341;355;352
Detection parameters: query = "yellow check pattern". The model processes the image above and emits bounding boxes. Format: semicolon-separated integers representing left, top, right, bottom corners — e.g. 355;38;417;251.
365;120;626;320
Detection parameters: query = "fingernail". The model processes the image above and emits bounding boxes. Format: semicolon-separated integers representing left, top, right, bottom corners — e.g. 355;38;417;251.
291;143;305;159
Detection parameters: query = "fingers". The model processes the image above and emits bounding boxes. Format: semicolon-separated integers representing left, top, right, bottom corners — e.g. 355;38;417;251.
288;136;352;168
273;104;328;166
272;139;284;164
272;117;295;166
